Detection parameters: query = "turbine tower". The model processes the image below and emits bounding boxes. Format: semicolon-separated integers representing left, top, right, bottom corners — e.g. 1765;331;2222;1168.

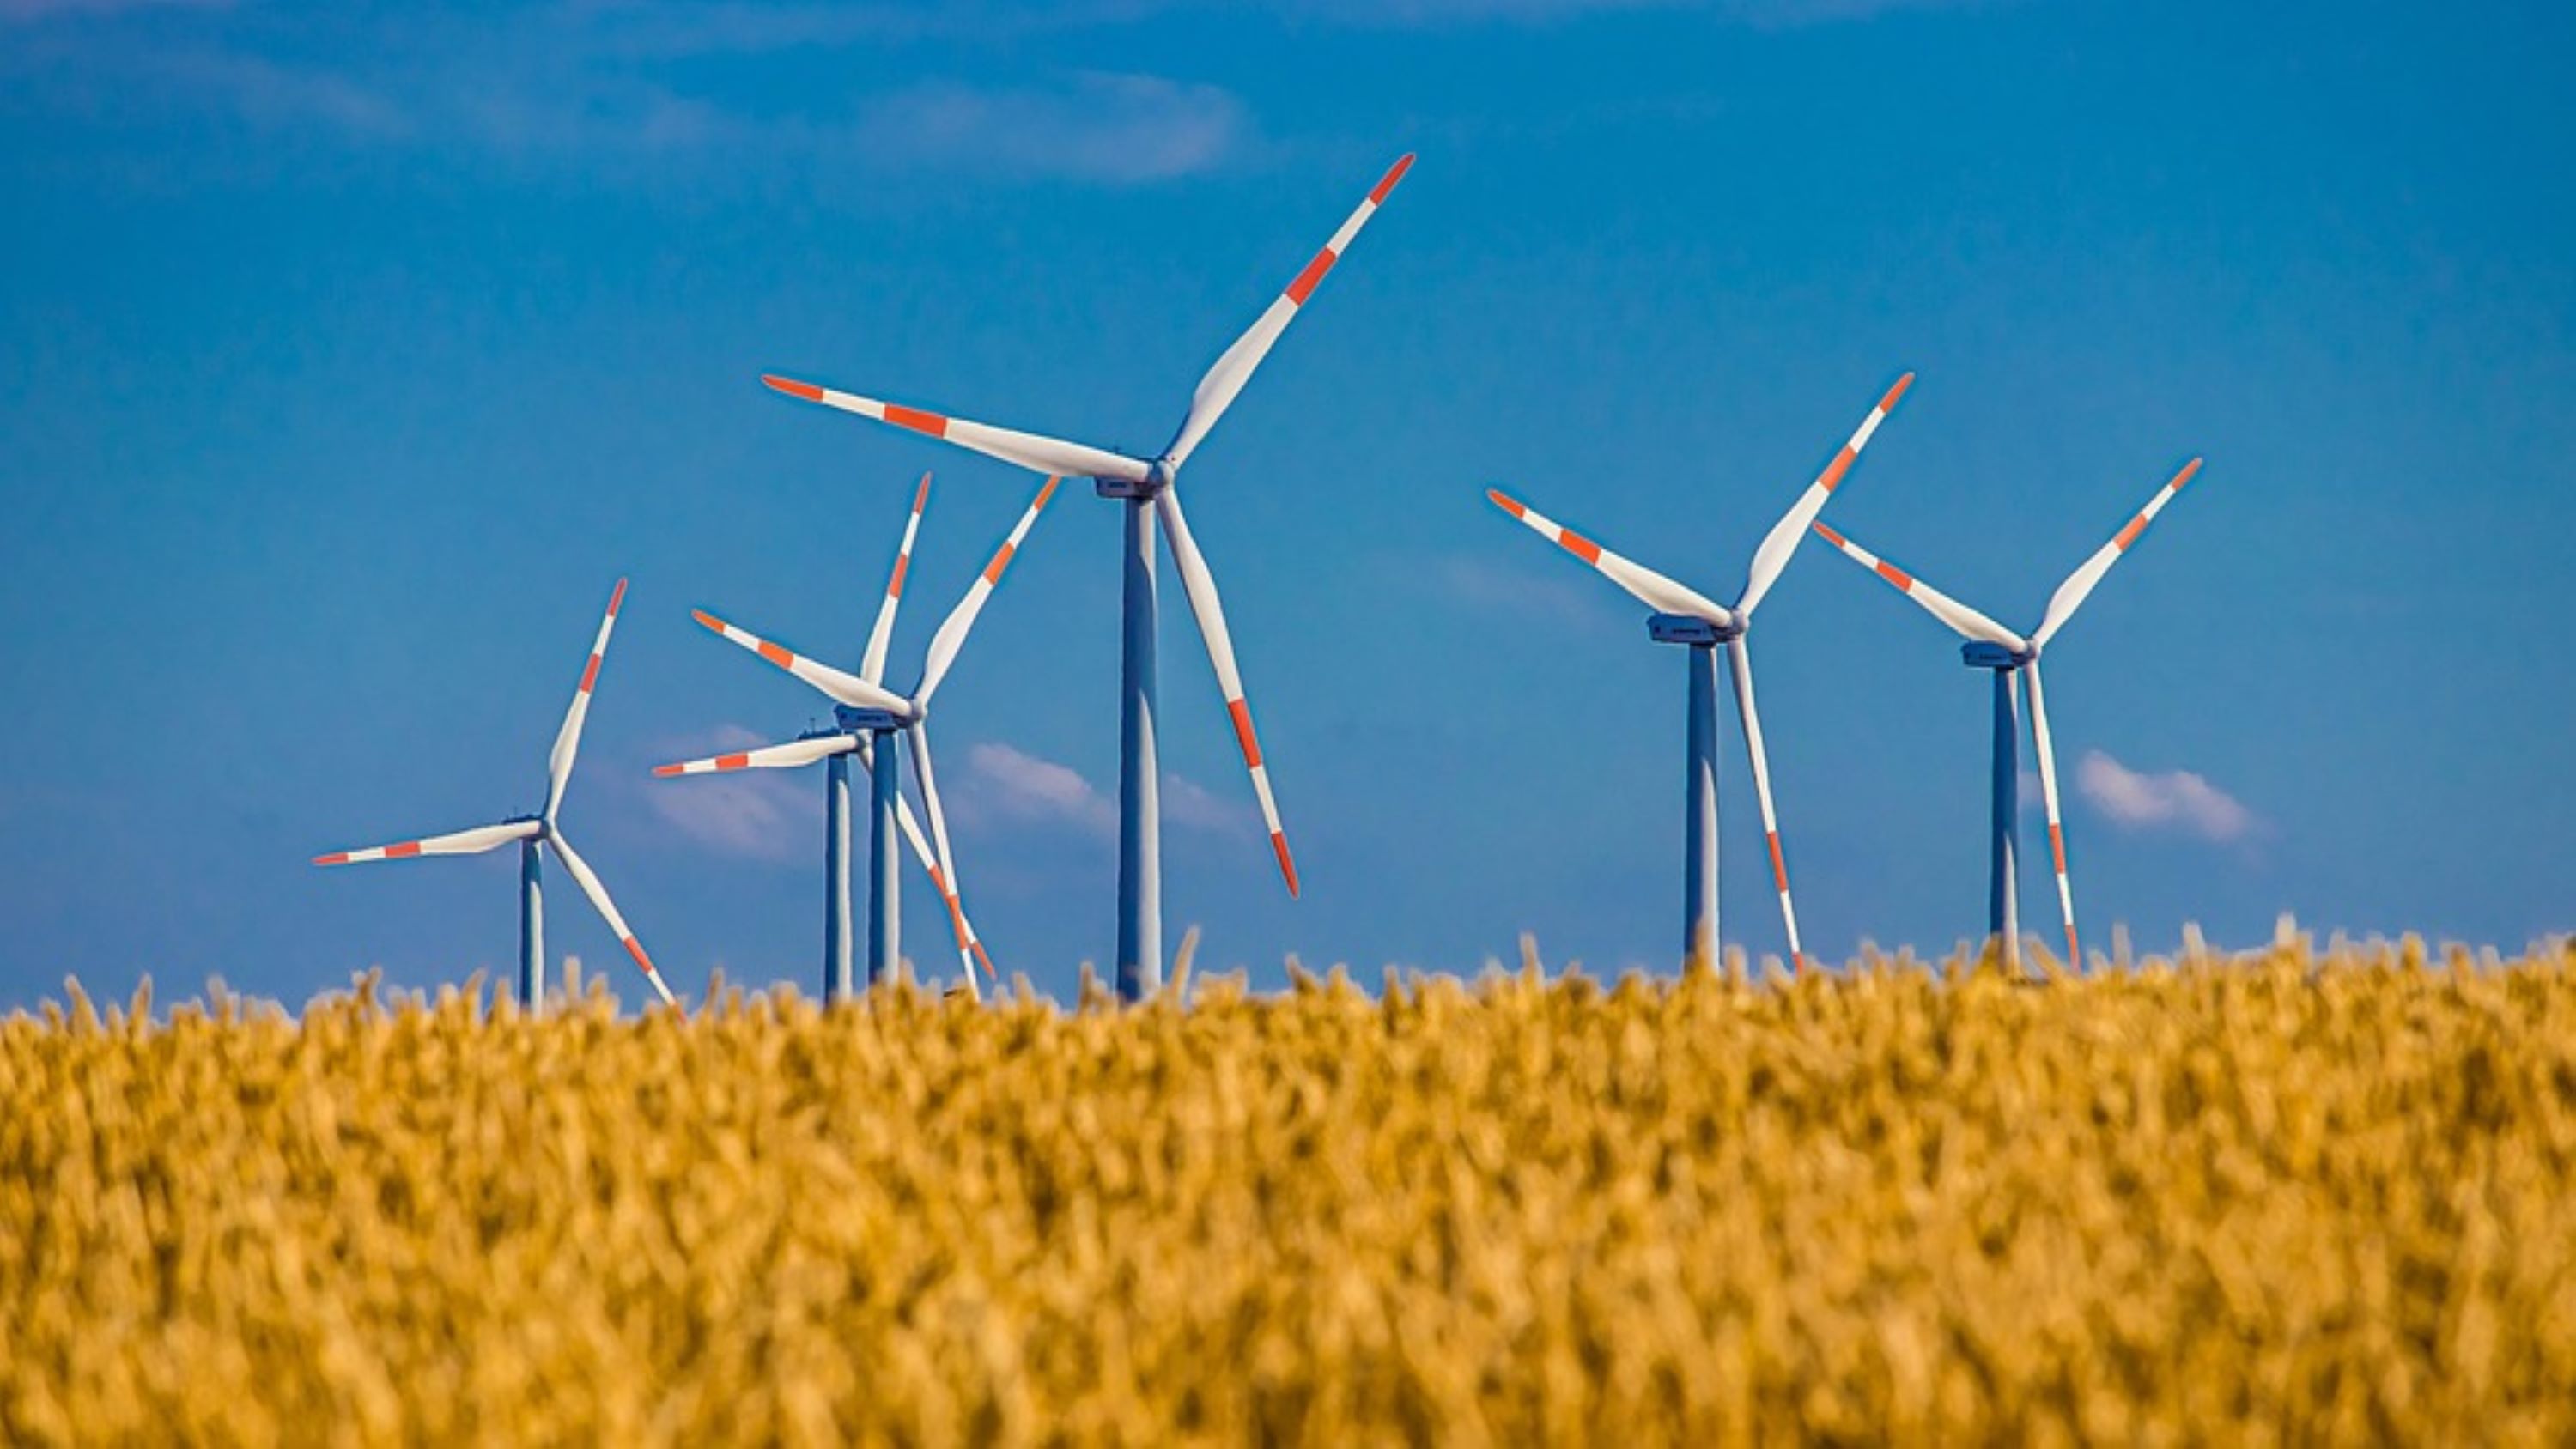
1809;456;2206;971
759;154;1414;998
653;474;994;1001
314;579;678;1009
675;474;1061;1000
1486;374;1914;973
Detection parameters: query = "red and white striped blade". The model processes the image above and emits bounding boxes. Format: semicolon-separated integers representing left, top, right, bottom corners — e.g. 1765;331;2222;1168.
1737;373;1914;617
1486;488;1734;626
2024;658;2080;967
1155;486;1298;896
903;721;983;997
544;578;627;820
544;827;677;1008
692;609;913;717
761;374;1149;485
1809;521;2028;652
856;733;993;973
1725;636;1806;974
1161;154;1415;473
313;817;539;866
653;734;856;777
2032;458;2205;649
862;473;932;688
916;476;1060;706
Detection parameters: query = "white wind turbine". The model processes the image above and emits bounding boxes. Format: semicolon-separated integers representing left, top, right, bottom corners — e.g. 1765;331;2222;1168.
1809;456;2206;970
1486;374;1914;973
314;579;677;1009
677;474;1061;999
655;473;999;999
760;154;1414;998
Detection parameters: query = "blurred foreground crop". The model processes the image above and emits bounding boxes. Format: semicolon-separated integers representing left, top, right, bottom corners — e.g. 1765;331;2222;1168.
5;937;2576;1445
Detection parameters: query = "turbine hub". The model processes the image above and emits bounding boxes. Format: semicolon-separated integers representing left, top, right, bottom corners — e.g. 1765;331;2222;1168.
1960;640;2036;670
1647;612;1744;646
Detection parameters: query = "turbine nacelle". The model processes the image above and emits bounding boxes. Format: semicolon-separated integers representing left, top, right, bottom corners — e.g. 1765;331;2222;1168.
1648;612;1747;646
1960;640;2038;671
834;703;914;732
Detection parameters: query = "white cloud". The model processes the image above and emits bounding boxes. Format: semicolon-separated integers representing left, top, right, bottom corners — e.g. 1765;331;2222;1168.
854;74;1247;185
2076;749;2257;844
959;742;1119;836
956;741;1251;838
640;726;823;864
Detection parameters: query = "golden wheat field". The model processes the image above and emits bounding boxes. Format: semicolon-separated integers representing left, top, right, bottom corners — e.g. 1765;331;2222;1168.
5;937;2576;1445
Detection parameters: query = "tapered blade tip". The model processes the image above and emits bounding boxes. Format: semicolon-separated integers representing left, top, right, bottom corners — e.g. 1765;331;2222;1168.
1371;153;1416;203
1272;832;1301;898
762;374;826;403
1811;519;1847;547
1884;372;1917;406
2176;457;2205;485
1485;488;1524;517
312;852;348;867
608;577;628;612
650;763;683;778
690;609;724;633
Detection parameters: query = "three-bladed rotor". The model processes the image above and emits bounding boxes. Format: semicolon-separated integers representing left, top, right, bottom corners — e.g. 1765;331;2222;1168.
758;154;1417;899
313;578;678;1008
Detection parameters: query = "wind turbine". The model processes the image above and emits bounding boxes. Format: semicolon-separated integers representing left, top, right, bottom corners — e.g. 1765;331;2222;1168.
676;474;1061;1000
759;153;1415;999
313;579;678;1009
654;473;999;1000
1485;374;1914;973
1808;456;2206;971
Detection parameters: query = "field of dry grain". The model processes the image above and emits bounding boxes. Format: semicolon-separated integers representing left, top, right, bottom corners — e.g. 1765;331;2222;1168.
5;938;2574;1444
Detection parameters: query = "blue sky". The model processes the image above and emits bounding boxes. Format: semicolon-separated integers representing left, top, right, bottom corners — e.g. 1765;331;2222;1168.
3;0;2570;1007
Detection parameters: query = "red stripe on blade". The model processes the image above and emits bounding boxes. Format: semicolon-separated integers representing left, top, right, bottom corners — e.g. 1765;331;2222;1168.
1874;559;1914;591
1561;530;1603;566
1285;247;1338;306
1486;489;1527;519
884;403;948;439
579;655;601;694
386;841;422;859
716;753;750;771
1271;831;1301;898
1812;520;1848;548
607;578;627;615
762;375;826;403
982;543;1015;585
1766;831;1788;891
313;852;349;866
1816;446;1858;494
1370;154;1414;204
887;555;908;597
2113;515;2148;551
1228;699;1261;767
623;937;654;972
2050;823;2068;873
757;641;795;669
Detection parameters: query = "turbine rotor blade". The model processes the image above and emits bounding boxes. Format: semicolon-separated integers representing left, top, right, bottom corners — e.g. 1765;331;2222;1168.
904;721;983;997
1486;489;1734;626
2025;658;2080;967
1161;154;1415;472
1809;521;2029;652
313;818;539;866
653;735;856;776
2032;458;2205;648
1156;485;1299;896
544;578;627;821
1737;373;1915;616
1725;636;1806;974
761;375;1149;484
692;609;913;716
915;476;1061;706
862;473;932;687
856;733;993;972
544;827;677;1008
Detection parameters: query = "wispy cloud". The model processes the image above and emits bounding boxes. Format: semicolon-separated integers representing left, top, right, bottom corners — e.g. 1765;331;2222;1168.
855;74;1248;185
1429;553;1628;631
640;726;822;864
956;742;1252;838
2076;749;2258;844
